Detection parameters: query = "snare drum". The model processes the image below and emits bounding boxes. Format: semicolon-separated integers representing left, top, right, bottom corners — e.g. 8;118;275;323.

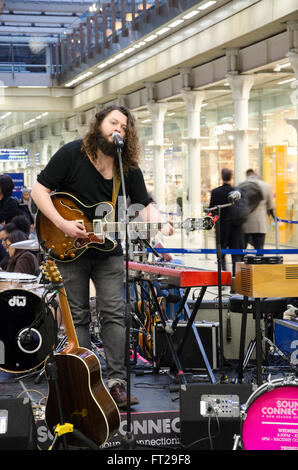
241;377;298;450
0;272;37;291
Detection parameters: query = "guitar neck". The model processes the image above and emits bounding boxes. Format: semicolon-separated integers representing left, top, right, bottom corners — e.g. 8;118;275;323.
103;220;180;233
57;286;79;353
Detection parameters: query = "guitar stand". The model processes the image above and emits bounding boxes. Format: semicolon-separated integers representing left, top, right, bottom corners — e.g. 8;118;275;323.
46;357;99;450
169;286;216;384
36;267;100;451
138;278;188;385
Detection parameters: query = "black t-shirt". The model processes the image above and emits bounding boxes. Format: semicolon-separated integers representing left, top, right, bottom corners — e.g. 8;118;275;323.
37;139;153;257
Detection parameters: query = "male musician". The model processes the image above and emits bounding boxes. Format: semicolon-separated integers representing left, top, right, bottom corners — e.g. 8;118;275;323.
31;105;173;408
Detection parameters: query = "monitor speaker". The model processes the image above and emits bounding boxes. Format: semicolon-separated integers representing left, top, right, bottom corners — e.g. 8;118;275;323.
180;383;253;450
0;398;37;450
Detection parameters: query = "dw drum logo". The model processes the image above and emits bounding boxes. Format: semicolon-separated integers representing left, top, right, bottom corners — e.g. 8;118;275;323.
8;295;27;307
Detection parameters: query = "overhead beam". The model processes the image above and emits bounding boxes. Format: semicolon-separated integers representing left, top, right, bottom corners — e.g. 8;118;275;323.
3;0;94;14
0;25;73;34
0;13;81;24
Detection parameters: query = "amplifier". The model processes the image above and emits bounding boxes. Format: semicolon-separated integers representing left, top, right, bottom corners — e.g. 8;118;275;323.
234;263;298;297
180;383;253;450
0;398;37;450
153;321;218;370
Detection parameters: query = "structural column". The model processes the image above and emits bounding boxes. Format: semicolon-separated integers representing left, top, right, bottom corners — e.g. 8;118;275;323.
181;90;205;217
147;102;167;208
285;21;298;202
226;74;254;185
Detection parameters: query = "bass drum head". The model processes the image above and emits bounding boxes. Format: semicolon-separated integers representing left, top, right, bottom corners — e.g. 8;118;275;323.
0;289;56;373
241;379;298;450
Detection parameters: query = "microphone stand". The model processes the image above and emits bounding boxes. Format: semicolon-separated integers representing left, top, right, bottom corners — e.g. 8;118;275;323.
207;201;234;383
116;143;136;449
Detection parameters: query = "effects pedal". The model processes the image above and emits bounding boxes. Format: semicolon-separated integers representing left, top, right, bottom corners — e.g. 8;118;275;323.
200;394;240;418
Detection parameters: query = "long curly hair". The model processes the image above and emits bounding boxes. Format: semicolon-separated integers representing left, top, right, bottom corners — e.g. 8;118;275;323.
82;105;141;175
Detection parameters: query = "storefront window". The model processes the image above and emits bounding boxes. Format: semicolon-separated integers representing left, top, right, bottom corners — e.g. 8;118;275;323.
136;82;298;247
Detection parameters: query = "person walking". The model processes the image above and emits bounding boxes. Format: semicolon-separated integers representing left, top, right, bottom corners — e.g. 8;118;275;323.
239;169;275;250
209;168;244;277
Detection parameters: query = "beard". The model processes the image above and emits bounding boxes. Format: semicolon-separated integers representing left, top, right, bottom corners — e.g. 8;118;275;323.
95;128;120;159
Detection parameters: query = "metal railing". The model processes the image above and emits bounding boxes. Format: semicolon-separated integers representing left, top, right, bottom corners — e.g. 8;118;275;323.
51;0;200;80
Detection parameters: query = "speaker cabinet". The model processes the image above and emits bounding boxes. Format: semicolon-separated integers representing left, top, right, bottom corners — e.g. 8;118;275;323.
0;398;37;450
180;383;253;450
153;321;219;370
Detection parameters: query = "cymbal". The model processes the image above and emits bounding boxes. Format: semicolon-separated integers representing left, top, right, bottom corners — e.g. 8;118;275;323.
10;239;40;251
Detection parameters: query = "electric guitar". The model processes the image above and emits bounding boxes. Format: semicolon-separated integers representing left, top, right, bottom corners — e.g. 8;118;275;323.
42;260;120;447
35;192;213;262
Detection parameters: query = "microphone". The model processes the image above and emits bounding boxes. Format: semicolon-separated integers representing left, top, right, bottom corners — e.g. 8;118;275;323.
228;190;241;203
112;131;124;148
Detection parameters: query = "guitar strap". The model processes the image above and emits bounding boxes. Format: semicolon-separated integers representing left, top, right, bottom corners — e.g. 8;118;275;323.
111;170;121;222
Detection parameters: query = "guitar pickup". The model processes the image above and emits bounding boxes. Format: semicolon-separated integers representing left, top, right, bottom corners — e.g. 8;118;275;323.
93;219;102;236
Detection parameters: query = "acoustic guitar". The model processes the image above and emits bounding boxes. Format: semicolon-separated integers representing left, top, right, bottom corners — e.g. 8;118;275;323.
42;260;120;447
35;192;213;262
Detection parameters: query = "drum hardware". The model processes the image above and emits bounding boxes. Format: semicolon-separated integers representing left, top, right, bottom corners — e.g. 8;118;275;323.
10;239;40;251
241;333;294;375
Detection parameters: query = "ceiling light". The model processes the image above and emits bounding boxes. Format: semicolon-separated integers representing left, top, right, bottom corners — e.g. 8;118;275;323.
144;34;158;42
97;63;107;69
156;27;171;35
168;19;184;28
0;112;11;120
105;58;116;64
274;62;292;72
124;47;135;53
24;118;36;125
65;71;93;87
183;10;200;19
198;1;216;10
17;86;48;88
277;77;296;85
114;53;125;59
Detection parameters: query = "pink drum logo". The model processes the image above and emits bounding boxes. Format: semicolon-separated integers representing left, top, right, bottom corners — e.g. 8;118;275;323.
242;386;298;450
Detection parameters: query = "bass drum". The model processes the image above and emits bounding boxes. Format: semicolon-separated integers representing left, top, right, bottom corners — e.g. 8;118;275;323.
241;377;298;450
0;288;57;374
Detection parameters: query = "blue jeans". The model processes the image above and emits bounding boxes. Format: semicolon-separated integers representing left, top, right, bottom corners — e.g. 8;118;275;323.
57;254;125;387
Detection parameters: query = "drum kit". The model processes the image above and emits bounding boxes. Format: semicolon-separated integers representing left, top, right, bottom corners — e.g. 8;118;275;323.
1;239;298;451
0;238;60;377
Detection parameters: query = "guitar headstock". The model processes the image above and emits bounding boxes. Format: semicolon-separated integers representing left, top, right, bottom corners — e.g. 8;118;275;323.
42;259;63;285
181;216;214;232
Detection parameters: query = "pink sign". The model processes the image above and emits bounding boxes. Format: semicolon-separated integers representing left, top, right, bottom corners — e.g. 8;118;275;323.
242;385;298;450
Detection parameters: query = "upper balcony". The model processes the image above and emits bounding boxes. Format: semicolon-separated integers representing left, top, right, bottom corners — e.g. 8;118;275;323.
0;0;220;87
